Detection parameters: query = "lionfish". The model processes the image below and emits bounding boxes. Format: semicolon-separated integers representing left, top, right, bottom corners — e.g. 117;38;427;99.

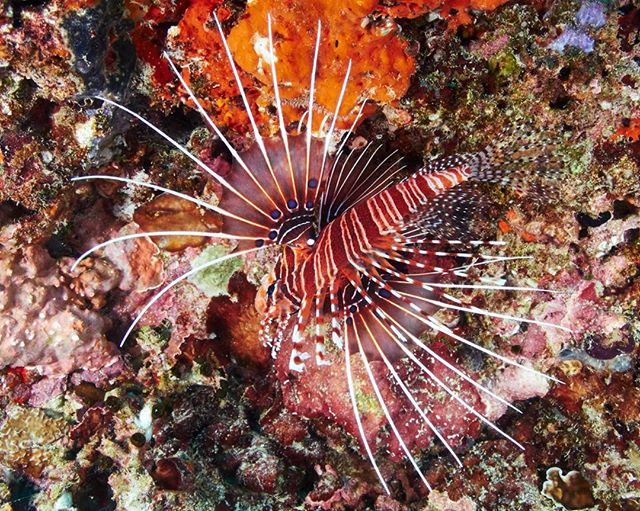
73;13;569;493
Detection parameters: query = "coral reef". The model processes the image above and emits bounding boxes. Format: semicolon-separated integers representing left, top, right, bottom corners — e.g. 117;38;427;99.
226;0;416;129
0;237;119;377
1;0;639;510
0;406;68;479
379;0;510;29
542;467;596;510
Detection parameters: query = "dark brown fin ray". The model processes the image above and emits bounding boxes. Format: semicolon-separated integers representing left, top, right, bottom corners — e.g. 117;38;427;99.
423;124;565;197
405;125;566;242
320;143;404;227
220;135;326;248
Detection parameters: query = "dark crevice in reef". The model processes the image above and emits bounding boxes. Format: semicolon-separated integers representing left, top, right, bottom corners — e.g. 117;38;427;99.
549;94;573;110
22;98;56;136
100;97;203;151
62;4;111;93
73;458;117;511
9;0;49;29
576;197;640;239
45;232;76;259
0;201;34;227
576;210;612;238
613;198;639;220
62;0;137;97
7;474;38;511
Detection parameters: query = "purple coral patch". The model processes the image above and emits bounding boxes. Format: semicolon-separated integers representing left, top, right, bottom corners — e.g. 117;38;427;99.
550;27;596;54
576;0;607;29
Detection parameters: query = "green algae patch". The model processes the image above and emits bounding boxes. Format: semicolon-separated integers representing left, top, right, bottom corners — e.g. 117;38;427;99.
136;320;172;355
488;49;521;88
188;244;244;298
354;381;383;419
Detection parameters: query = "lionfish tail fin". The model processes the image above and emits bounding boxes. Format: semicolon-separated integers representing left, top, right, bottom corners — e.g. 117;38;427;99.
468;122;566;200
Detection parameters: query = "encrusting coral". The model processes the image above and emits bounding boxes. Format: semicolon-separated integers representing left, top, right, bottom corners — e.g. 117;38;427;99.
542;467;596;510
226;0;416;130
0;406;67;479
0;238;118;377
379;0;511;28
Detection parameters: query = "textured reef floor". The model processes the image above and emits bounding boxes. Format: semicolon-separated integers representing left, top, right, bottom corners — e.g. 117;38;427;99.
1;0;639;510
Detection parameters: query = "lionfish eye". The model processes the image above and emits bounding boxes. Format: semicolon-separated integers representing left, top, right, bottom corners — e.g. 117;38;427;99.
378;288;392;299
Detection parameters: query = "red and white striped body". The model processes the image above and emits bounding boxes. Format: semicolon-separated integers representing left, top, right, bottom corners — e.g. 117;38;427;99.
296;166;472;301
281;166;473;370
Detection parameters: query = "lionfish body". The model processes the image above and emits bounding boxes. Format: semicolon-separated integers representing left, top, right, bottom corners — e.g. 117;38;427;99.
75;13;568;494
221;133;478;369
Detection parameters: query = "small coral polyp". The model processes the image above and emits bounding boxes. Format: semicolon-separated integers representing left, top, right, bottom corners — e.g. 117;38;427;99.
542;467;596;510
75;7;568;496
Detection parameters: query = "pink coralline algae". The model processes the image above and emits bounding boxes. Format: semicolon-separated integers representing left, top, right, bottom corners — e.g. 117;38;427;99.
519;274;629;358
92;223;165;293
0;235;119;377
426;490;476;511
483;366;550;421
115;244;218;362
274;332;505;464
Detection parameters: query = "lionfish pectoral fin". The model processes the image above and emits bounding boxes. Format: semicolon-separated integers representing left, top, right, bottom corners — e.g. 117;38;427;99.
349;307;433;491
367;300;528;450
342;317;391;495
359;307;464;467
350;266;530;452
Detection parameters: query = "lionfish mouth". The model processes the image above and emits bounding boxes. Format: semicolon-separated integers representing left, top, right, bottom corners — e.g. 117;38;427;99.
72;10;571;496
